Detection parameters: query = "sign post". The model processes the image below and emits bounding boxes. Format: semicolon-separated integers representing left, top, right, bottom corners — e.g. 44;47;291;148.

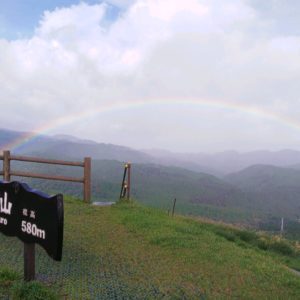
0;181;64;281
24;243;35;281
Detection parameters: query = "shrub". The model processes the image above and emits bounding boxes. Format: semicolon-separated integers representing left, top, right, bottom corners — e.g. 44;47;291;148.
11;281;59;300
0;268;20;288
269;240;295;256
257;239;268;251
214;228;236;242
236;230;257;243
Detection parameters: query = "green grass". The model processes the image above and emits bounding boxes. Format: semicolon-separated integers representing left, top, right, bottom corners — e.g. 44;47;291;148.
0;197;300;298
0;268;59;299
0;268;20;296
11;281;59;300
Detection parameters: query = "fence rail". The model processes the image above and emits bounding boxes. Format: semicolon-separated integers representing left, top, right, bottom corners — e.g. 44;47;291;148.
0;150;91;203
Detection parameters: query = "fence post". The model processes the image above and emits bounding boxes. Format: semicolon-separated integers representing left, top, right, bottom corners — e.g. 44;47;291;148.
172;198;177;217
83;157;91;203
120;165;127;199
127;163;131;200
3;150;11;181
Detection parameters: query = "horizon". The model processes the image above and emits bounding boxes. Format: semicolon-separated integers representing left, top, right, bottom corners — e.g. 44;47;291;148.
1;1;300;152
1;126;300;155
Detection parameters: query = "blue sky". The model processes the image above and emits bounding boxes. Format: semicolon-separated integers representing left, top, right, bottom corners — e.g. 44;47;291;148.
0;0;121;39
1;0;300;152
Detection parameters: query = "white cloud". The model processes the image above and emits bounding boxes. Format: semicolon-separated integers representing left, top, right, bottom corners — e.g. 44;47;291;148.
136;0;208;21
36;3;106;37
1;0;300;151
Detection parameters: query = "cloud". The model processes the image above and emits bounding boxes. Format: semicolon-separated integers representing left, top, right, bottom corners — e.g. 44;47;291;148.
1;0;300;151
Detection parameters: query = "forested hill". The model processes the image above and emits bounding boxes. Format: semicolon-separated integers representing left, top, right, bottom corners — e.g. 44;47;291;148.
11;159;251;220
224;164;300;220
2;128;300;233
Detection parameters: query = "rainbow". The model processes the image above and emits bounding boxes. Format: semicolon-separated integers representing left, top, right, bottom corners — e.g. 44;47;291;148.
1;97;299;151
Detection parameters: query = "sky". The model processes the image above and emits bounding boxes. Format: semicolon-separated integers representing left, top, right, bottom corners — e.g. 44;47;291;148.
1;0;300;152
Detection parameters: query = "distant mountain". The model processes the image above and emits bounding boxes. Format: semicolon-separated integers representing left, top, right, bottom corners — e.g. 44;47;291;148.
0;128;153;164
3;128;300;175
141;148;223;176
52;134;97;145
288;163;300;171
31;141;154;163
225;165;300;219
2;127;300;228
0;128;27;149
225;165;300;189
143;149;300;174
0;128;59;153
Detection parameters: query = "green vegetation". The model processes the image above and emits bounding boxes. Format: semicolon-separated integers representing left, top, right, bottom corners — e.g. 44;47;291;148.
0;268;20;295
7;142;300;237
11;281;59;300
0;268;59;299
225;164;300;219
11;159;300;233
2;128;300;238
11;159;258;223
1;197;300;298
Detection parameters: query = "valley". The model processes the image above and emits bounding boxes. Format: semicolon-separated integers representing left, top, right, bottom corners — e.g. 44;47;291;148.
2;128;300;239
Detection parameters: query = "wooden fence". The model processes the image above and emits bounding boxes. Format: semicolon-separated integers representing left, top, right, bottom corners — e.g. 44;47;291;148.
0;150;91;203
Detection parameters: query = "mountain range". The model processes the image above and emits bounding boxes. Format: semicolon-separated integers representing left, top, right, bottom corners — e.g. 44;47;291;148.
3;127;300;174
1;127;300;236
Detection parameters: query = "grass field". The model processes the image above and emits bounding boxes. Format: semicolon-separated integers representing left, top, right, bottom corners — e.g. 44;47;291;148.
1;197;300;299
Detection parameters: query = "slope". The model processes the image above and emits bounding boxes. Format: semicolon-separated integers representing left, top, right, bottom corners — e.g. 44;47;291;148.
0;198;299;299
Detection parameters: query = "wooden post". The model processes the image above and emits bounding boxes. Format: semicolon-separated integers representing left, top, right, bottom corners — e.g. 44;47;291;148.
172;198;177;217
3;150;10;181
24;243;35;281
127;163;131;200
120;165;127;199
83;157;91;203
280;217;284;236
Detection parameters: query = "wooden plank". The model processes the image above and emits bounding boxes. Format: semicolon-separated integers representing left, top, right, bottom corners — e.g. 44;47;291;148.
83;157;91;203
10;155;84;167
10;171;84;183
2;151;92;203
3;151;10;181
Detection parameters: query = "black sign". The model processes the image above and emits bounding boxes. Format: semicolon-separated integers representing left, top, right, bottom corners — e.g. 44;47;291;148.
0;181;63;261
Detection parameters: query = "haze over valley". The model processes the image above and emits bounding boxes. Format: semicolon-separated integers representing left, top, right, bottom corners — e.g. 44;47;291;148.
2;127;300;240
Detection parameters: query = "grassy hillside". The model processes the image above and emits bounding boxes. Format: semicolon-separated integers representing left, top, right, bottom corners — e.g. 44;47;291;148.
1;198;300;299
